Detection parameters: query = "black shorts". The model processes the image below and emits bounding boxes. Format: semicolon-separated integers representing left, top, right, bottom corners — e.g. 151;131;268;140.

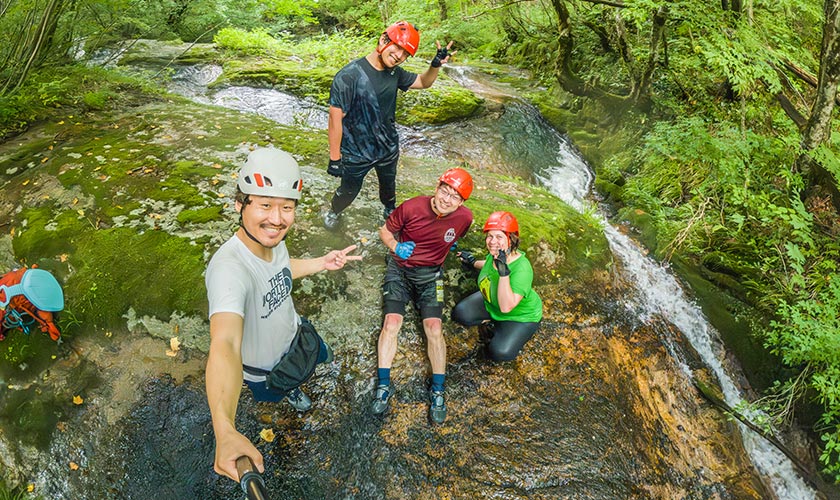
382;257;444;319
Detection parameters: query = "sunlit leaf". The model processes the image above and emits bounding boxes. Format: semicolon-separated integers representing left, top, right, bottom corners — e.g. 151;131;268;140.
260;428;275;442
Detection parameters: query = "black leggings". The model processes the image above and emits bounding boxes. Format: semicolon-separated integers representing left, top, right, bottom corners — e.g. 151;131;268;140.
451;291;540;362
330;152;398;213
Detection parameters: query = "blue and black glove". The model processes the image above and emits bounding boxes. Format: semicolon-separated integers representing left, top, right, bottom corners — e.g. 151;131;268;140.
431;47;449;68
494;249;510;277
394;241;416;260
457;250;476;270
327;158;343;177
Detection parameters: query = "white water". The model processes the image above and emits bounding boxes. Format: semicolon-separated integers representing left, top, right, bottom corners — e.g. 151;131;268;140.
535;128;817;500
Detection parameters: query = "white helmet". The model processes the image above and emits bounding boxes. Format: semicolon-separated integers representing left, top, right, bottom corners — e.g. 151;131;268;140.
238;148;303;200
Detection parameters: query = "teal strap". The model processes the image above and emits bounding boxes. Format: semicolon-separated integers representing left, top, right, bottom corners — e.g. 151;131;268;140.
0;284;22;308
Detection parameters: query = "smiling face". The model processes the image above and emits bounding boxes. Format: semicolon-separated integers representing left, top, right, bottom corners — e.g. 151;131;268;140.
485;230;509;257
432;182;464;216
378;37;411;68
235;195;296;252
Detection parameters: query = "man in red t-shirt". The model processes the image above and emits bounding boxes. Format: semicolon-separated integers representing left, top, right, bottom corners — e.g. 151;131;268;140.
372;168;474;424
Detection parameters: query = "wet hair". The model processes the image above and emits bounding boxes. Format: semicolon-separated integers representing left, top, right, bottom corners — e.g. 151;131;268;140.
509;233;520;253
234;187;250;207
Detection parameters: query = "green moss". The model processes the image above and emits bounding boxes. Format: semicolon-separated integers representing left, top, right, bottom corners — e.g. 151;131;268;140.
215;59;335;103
13;207;87;261
177;206;223;224
397;85;484;125
63;228;207;331
0;361;101;450
82;90;116;110
0;328;60;383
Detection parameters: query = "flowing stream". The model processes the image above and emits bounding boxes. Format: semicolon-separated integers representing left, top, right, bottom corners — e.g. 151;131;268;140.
163;62;817;498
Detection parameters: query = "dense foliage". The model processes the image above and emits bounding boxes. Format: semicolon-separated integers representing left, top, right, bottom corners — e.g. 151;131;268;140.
0;0;838;483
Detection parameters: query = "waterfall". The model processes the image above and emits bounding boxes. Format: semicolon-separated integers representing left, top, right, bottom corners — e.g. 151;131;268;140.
534;124;817;500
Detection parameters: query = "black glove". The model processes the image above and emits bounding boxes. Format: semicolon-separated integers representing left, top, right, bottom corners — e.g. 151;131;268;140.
494;249;510;277
457;250;476;270
327;158;343;177
431;47;449;68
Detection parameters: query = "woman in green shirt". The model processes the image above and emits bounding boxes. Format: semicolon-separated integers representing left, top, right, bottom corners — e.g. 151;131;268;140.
453;211;543;361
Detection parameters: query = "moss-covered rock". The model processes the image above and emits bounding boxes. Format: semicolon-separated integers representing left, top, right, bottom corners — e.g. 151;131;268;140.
214;58;336;103
397;85;484;125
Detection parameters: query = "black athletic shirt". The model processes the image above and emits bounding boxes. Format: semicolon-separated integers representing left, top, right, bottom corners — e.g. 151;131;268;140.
329;57;417;165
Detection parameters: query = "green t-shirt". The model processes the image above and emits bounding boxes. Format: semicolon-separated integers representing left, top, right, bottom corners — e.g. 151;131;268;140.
477;251;543;323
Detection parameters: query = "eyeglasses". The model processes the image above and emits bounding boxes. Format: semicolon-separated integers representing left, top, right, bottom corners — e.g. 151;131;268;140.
437;185;463;202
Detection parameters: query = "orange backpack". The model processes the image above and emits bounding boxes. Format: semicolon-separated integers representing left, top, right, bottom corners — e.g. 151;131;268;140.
0;266;63;341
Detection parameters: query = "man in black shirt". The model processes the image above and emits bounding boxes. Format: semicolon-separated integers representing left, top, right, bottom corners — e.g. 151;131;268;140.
324;21;455;229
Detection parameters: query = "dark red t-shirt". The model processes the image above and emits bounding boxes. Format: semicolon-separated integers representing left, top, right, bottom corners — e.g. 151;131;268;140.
385;195;473;268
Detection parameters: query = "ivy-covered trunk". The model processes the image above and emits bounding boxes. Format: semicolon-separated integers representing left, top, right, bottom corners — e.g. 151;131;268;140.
798;0;840;208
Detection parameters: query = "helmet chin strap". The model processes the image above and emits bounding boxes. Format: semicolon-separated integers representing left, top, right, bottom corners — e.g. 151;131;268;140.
238;201;263;245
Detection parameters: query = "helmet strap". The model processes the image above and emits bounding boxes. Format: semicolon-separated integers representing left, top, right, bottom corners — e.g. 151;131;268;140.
237;197;264;246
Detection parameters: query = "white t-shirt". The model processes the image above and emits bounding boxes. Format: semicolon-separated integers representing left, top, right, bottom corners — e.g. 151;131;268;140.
206;236;300;382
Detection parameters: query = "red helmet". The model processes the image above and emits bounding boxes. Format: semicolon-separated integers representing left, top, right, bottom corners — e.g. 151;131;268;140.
438;168;473;200
384;21;420;56
483;211;519;235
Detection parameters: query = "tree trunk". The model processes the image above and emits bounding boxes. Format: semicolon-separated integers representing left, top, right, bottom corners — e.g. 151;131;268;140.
635;5;669;108
10;0;64;93
797;0;840;209
549;0;630;110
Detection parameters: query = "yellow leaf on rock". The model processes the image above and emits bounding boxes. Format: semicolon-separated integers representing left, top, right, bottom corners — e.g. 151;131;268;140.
27;484;35;492
260;428;276;443
73;395;83;405
72;197;78;205
77;209;84;216
166;336;181;357
69;462;79;470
